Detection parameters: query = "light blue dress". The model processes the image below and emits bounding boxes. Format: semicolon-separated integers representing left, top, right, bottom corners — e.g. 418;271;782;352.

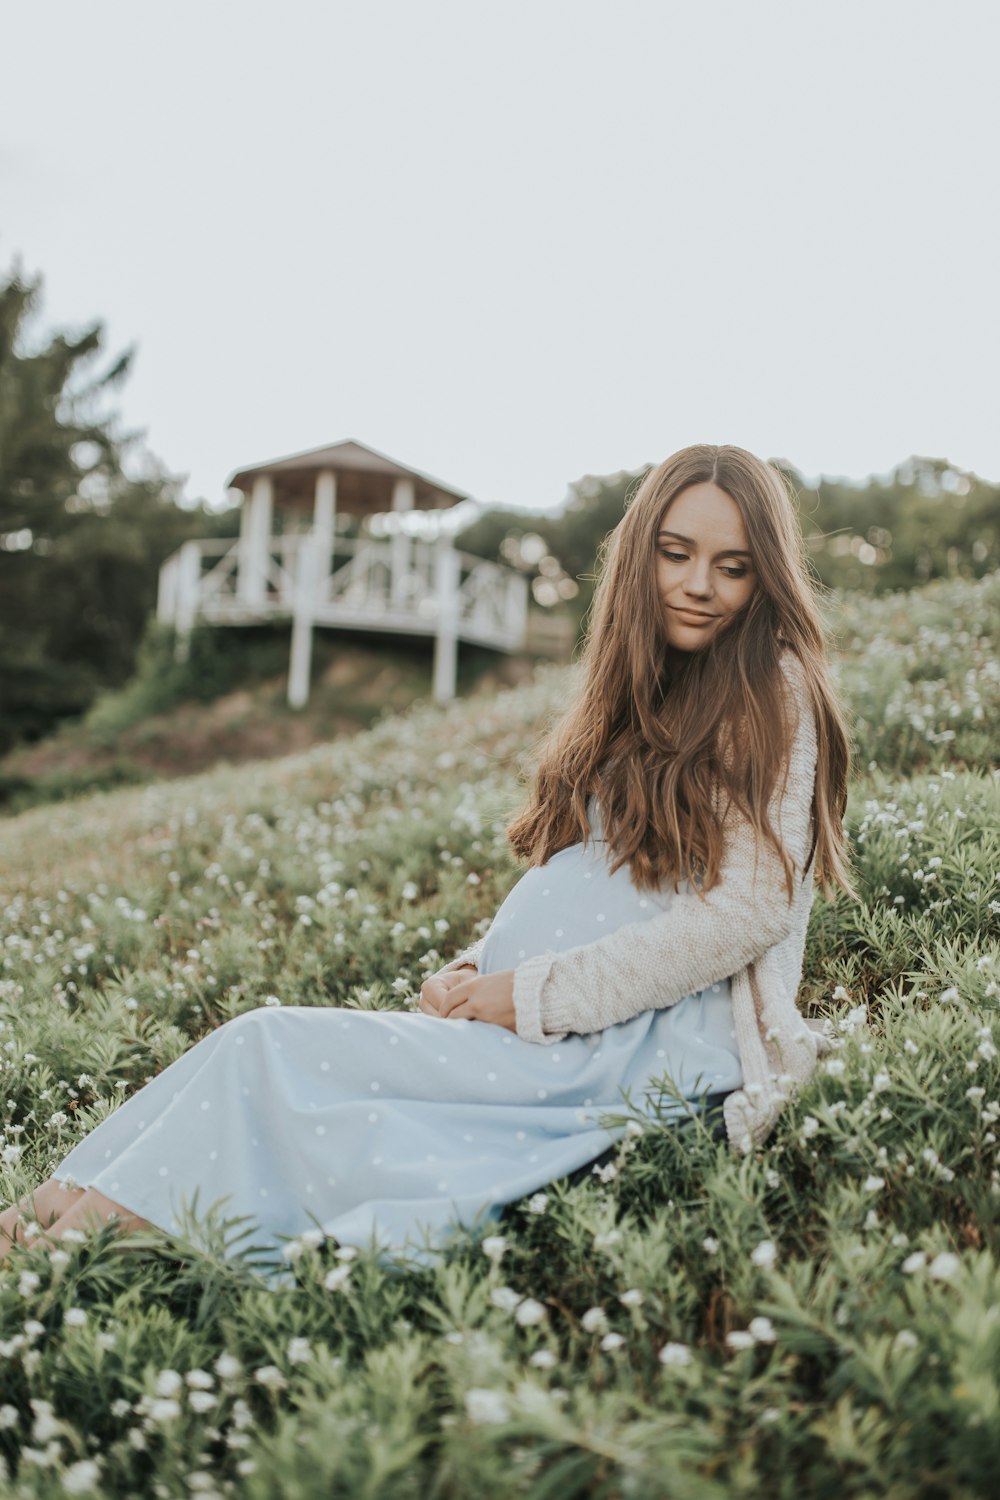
53;798;742;1281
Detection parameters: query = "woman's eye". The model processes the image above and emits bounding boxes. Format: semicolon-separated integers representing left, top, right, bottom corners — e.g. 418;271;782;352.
722;566;749;578
658;550;687;562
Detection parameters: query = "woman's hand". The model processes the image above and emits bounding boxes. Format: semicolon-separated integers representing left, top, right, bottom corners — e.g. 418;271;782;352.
419;968;517;1032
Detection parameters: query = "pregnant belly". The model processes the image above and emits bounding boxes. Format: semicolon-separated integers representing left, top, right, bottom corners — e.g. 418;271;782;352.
477;841;672;975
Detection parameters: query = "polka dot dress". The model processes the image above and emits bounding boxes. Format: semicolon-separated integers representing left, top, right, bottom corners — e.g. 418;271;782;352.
52;798;742;1281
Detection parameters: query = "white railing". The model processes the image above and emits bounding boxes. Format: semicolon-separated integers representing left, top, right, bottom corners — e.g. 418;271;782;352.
156;528;529;705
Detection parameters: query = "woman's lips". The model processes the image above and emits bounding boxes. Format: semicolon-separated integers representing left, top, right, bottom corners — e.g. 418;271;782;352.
670;606;718;623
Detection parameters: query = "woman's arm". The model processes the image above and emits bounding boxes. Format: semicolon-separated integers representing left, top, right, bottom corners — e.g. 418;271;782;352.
512;656;819;1044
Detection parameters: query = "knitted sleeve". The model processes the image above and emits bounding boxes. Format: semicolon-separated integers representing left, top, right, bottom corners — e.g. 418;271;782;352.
511;653;819;1044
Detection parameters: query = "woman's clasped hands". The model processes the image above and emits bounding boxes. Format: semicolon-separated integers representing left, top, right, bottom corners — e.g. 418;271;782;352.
418;966;517;1032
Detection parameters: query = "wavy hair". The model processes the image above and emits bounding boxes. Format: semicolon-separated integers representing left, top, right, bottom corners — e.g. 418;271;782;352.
506;444;857;904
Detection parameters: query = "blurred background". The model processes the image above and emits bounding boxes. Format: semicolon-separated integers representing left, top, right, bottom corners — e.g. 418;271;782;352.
1;0;997;813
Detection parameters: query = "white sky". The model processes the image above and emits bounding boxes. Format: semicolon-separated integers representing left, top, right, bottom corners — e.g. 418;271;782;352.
4;0;999;519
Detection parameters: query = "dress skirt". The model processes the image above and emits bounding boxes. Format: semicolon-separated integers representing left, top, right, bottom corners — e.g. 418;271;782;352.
52;798;743;1282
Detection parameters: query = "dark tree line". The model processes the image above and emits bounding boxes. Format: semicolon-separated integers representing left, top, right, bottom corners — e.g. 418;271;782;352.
0;268;230;756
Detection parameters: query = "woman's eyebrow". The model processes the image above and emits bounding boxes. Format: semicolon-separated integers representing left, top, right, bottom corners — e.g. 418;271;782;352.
657;528;753;559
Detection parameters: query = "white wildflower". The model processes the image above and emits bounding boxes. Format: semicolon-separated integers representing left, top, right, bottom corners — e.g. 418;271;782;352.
619;1288;644;1308
581;1307;609;1334
64;1307;87;1328
928;1251;961;1282
863;1175;885;1192
253;1365;287;1391
514;1298;548;1327
600;1331;626;1351
748;1316;777;1343
750;1239;777;1270
286;1337;312;1363
658;1341;691;1366
726;1329;756;1350
800;1116;820;1139
481;1235;508;1263
323;1264;352;1292
62;1458;102;1493
702;1235;720;1254
901;1251;927;1274
464;1388;510;1424
526;1193;549;1215
529;1349;557;1369
490;1286;522;1313
214;1352;243;1379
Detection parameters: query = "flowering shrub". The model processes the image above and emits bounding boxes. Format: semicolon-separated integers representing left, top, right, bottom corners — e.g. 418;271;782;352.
0;571;996;1494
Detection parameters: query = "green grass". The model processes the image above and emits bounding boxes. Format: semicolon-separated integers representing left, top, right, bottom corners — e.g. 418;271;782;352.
0;571;997;1497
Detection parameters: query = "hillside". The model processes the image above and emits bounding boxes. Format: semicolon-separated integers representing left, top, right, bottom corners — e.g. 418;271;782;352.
0;571;997;1497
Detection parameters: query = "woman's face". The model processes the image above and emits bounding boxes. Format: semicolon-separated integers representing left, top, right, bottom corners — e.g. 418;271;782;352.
654;482;756;652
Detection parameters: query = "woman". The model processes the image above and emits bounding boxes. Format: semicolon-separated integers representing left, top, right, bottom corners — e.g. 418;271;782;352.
0;444;855;1275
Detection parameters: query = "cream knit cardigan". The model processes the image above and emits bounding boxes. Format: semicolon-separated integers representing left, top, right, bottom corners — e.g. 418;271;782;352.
432;649;836;1154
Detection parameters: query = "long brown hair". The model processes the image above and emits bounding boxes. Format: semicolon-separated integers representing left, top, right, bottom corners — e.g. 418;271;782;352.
506;444;856;904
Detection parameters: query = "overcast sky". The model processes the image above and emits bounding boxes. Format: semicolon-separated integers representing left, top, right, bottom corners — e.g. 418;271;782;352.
4;0;998;518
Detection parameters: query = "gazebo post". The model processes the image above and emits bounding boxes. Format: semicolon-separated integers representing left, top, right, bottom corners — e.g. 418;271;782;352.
390;476;415;610
432;534;460;703
173;540;202;663
238;475;273;607
288;536;319;708
313;469;336;595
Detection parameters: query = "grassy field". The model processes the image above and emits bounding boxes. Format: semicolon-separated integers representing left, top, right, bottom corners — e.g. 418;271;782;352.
0;571;997;1498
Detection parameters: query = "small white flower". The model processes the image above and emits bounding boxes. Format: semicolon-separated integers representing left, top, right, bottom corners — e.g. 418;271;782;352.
188;1390;217;1414
481;1235;508;1263
0;1404;19;1429
30;1399;61;1442
600;1331;626;1351
514;1298;548;1327
928;1251;961;1282
759;1406;781;1424
153;1369;182;1397
800;1115;820;1139
464;1388;510;1425
872;1071;892;1092
594;1229;623;1250
831;985;851;1002
490;1285;523;1313
263;994;282;1007
938;987;960;1004
64;1307;87;1328
526;1193;549;1215
253;1365;287;1391
62;1458;102;1493
581;1307;609;1334
901;1251;927;1274
863;1175;885;1192
323;1265;352;1292
726;1329;756;1350
185;1368;214;1390
401;882;419;902
750;1239;777;1270
748;1316;776;1343
825;1058;846;1076
18;1271;41;1298
619;1288;644;1308
286;1337;312;1363
529;1349;557;1369
658;1341;691;1366
146;1398;181;1422
702;1235;720;1254
214;1352;243;1379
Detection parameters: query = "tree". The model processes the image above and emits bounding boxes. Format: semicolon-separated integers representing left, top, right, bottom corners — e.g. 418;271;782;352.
0;265;221;755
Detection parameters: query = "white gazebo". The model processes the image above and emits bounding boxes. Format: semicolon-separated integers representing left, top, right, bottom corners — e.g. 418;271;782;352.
156;440;529;705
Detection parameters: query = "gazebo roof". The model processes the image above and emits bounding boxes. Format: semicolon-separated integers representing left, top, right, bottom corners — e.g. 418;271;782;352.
226;439;469;509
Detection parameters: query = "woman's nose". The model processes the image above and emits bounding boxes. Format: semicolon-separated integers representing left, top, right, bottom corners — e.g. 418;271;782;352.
683;562;713;596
